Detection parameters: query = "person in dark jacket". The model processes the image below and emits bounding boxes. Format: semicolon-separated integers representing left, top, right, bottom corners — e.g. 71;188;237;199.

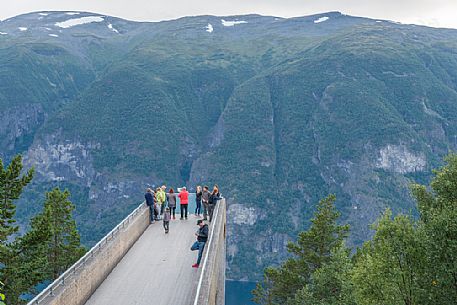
144;188;155;223
202;186;210;220
195;185;202;217
207;186;222;222
191;219;209;268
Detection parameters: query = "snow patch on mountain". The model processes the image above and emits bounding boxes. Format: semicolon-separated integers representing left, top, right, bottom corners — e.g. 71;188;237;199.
0;32;7;35
55;16;104;29
18;27;27;31
205;23;213;33
38;13;49;16
314;16;329;23
108;23;119;33
48;34;58;37
221;19;247;26
65;12;80;15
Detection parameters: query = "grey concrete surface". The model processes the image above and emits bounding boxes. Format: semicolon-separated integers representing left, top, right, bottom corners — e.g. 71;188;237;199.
84;215;204;305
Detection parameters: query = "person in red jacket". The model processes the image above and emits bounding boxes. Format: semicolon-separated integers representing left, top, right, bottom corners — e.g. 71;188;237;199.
178;186;189;220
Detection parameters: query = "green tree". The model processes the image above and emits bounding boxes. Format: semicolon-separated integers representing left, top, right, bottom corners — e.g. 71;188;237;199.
411;154;457;304
0;156;34;305
0;239;48;305
288;243;356;305
253;194;349;305
36;188;86;279
1;188;85;305
0;155;34;244
352;210;426;305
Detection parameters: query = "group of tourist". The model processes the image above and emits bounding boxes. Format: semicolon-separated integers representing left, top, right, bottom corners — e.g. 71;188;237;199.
144;184;222;267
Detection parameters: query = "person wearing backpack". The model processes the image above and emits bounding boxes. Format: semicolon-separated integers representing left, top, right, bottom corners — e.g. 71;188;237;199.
178;186;189;219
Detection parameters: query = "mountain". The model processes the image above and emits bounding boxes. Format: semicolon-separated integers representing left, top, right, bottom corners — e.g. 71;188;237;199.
2;11;457;280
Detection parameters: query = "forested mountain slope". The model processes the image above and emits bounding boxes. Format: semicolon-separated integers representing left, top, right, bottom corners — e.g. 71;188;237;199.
2;11;457;280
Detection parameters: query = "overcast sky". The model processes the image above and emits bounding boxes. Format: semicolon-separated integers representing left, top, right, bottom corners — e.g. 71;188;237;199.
2;0;457;29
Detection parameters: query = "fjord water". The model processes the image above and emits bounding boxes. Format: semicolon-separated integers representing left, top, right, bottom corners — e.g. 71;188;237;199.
226;280;257;305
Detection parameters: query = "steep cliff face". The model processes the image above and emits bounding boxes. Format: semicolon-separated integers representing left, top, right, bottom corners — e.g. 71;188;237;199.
18;133;155;243
24;135;99;186
0;104;45;159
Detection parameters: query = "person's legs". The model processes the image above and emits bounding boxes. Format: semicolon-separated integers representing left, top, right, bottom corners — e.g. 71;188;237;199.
208;204;214;222
203;202;208;220
196;200;201;215
172;207;176;218
148;205;154;223
196;241;206;265
154;205;159;220
184;204;188;219
180;204;184;219
160;203;164;215
163;221;169;232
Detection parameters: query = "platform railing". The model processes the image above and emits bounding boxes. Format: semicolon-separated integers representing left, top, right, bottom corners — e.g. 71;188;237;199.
193;198;227;305
27;201;148;305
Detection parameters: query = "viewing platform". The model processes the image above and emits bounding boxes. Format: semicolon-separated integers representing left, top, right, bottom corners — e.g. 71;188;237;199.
28;198;226;305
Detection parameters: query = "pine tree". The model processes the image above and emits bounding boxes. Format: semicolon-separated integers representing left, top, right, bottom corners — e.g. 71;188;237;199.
0;238;49;305
36;188;86;279
253;194;349;305
0;156;34;305
0;155;34;244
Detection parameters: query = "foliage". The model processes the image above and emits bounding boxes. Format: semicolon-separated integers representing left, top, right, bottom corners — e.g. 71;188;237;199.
410;154;457;304
0;155;34;244
0;156;35;305
31;188;86;279
0;281;5;305
288;244;356;305
253;194;349;304
352;211;426;305
256;153;457;305
0;156;85;304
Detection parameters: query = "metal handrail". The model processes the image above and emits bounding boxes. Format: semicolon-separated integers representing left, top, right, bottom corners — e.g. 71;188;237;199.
193;198;225;305
27;201;147;305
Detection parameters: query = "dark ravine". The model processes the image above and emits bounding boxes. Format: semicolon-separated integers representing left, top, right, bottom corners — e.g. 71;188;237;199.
2;10;457;281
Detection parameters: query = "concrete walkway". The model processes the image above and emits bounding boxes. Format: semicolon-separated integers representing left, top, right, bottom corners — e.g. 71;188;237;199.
85;215;203;305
